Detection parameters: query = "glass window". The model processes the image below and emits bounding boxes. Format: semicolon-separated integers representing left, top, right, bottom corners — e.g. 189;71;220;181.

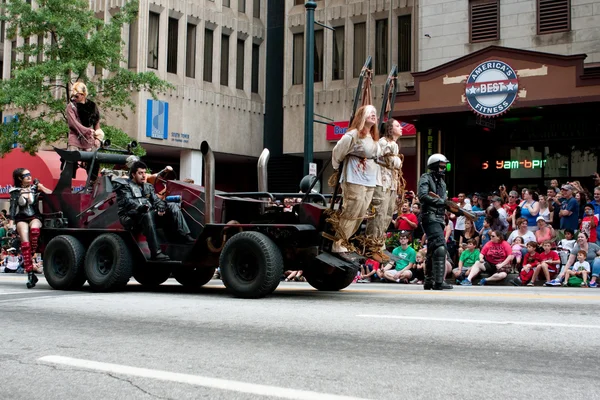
236;39;245;89
186;24;196;78
314;30;323;82
204;29;214;82
332;25;344;80
220;34;230;86
251;43;259;93
353;22;366;77
397;15;411;72
167;18;179;74
292;33;303;85
147;12;160;69
238;0;245;13
253;0;260;18
571;149;598;178
128;18;138;68
375;19;388;75
223;0;230;7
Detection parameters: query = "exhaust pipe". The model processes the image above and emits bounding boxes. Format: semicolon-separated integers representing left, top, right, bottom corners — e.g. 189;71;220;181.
257;148;270;192
257;149;270;213
200;141;215;224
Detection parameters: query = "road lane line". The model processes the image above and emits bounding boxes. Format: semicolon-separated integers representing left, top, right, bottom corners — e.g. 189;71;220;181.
357;314;600;330
0;294;84;304
0;291;43;295
39;355;371;400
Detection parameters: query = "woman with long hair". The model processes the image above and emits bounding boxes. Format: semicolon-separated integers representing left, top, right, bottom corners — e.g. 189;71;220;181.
67;81;103;151
331;104;380;253
365;118;402;260
9;168;52;288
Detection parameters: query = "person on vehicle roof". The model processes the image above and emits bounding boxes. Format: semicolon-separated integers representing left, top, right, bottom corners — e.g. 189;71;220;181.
113;161;194;261
9;168;52;288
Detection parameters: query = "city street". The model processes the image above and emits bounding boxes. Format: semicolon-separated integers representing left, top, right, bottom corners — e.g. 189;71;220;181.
1;275;599;400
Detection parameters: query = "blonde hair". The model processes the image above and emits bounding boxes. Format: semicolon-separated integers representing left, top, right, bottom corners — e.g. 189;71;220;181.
349;105;379;141
71;82;88;98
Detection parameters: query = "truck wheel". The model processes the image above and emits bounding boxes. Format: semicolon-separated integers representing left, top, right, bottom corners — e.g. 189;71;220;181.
84;233;133;291
43;235;86;290
133;264;172;287
305;267;357;291
219;231;283;298
173;266;215;289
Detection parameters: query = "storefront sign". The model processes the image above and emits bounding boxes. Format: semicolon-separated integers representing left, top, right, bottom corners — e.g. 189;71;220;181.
326;121;349;141
481;159;547;170
465;60;518;118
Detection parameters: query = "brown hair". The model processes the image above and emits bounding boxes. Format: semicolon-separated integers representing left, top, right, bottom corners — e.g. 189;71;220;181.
577;250;587;257
382;118;397;140
526;241;538;248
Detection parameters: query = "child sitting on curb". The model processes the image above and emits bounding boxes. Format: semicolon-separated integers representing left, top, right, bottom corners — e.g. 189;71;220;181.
510;241;539;286
563;250;590;287
453;239;480;284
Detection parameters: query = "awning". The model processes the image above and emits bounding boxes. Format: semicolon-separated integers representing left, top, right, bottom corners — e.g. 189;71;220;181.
0;149;88;199
399;121;417;136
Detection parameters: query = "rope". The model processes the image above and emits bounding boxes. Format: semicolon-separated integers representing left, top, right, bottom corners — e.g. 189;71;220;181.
323;208;376;254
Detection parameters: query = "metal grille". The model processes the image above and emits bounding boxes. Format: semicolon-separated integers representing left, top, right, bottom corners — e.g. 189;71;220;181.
538;0;570;34
470;0;499;43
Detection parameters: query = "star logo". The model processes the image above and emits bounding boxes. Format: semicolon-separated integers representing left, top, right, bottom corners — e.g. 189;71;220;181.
506;82;515;91
468;86;477;95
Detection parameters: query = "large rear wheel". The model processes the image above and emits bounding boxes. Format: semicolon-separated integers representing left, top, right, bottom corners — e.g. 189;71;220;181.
133;264;172;287
305;267;356;292
43;235;86;290
84;233;133;291
219;231;283;298
173;266;215;289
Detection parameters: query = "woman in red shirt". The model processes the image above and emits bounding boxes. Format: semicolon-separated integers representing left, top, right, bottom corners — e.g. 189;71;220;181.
460;230;513;286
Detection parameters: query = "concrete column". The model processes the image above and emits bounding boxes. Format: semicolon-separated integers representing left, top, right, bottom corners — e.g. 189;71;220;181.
180;149;203;185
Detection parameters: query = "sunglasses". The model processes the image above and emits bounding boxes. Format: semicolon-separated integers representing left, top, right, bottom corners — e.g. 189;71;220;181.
21;173;31;178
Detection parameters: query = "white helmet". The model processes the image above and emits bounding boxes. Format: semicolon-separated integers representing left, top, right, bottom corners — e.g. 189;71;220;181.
427;153;449;169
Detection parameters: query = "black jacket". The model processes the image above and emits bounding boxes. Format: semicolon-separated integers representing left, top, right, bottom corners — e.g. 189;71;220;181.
417;172;447;225
113;178;165;222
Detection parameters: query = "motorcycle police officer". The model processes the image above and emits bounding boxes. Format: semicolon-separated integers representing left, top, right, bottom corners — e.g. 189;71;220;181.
114;161;194;261
417;153;457;290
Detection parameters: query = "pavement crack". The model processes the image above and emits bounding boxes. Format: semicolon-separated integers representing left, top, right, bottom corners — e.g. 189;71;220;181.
107;373;172;400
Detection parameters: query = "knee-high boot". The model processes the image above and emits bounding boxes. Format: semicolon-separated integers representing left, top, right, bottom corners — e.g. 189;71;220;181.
432;246;452;290
140;213;169;261
424;251;434;290
30;227;40;253
22;242;38;289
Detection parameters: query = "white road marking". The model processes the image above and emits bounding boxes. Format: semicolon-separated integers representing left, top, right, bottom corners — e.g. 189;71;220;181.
357;315;600;330
39;355;371;400
0;294;83;304
0;291;40;295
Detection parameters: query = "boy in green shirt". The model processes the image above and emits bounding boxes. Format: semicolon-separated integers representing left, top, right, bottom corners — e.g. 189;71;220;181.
453;239;480;283
381;233;417;282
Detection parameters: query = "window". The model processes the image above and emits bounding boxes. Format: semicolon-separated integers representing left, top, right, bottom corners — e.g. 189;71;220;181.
353;22;366;78
23;37;30;67
128;18;138;68
314;30;323;82
469;0;499;43
223;0;230;7
204;29;214;82
236;39;245;89
375;19;388;75
397;15;411;72
251;43;259;93
292;33;303;85
332;26;344;80
238;0;245;13
167;18;178;73
537;0;570;34
36;35;43;64
186;24;196;78
147;12;160;69
294;0;304;5
10;40;16;77
220;34;229;86
253;0;260;19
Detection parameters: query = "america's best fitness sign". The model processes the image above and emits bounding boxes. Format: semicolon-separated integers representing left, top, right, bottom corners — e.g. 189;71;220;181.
465;60;519;117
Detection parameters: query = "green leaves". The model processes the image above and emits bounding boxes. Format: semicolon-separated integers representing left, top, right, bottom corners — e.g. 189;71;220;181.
0;0;172;156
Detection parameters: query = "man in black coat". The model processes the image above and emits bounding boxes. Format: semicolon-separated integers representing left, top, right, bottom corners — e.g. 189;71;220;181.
114;161;193;261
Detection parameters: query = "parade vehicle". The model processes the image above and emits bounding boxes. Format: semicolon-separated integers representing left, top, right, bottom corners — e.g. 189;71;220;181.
40;58;400;298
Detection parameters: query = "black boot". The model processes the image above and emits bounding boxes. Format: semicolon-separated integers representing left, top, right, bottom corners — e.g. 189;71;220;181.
424;257;434;290
141;213;170;261
26;271;38;289
432;246;452;290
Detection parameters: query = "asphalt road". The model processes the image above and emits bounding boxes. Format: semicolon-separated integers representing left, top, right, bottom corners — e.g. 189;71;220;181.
1;274;600;400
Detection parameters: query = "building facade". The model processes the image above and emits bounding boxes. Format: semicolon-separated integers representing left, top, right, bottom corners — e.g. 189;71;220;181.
282;0;420;191
3;0;268;191
393;0;600;194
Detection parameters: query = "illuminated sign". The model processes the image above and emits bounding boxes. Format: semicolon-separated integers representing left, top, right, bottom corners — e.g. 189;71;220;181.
481;159;547;170
465;60;518;118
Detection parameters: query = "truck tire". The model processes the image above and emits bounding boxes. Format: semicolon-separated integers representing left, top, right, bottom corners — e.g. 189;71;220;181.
305;267;357;291
173;266;215;289
133;264;172;287
43;235;87;290
219;231;283;298
84;233;133;291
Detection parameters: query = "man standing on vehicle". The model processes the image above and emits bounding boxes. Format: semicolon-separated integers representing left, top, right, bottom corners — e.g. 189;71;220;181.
114;161;194;261
418;154;463;290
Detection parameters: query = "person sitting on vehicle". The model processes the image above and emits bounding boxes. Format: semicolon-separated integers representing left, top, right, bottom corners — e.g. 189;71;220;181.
113;161;194;261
